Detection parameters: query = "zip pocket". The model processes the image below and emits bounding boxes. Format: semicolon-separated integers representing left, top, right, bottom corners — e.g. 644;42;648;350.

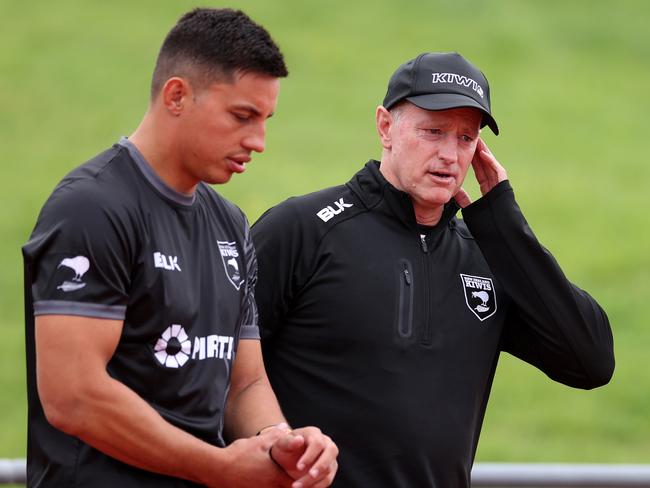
397;260;414;338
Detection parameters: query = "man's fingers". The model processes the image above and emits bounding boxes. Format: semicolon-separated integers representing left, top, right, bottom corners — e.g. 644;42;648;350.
268;433;308;481
294;431;327;470
472;138;507;195
454;188;472;208
295;434;337;480
274;432;306;453
258;427;291;449
310;467;338;488
479;150;499;189
471;143;488;180
271;426;338;486
476;153;498;191
478;139;507;180
292;460;338;488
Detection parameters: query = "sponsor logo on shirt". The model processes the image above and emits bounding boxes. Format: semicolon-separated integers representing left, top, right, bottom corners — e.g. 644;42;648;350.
153;251;181;271
56;255;90;292
217;241;244;290
154;324;234;368
316;197;353;222
460;273;497;321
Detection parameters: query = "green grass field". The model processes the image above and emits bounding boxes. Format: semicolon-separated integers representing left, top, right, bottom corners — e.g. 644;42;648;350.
2;0;649;466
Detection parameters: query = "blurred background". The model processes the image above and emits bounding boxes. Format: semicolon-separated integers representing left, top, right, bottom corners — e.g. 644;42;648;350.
1;0;649;471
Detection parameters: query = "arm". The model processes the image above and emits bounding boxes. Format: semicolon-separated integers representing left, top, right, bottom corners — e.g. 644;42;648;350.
225;339;338;488
457;139;615;389
36;314;293;487
224;339;287;439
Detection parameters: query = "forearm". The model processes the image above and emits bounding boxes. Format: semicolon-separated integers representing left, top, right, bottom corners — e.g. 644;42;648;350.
35;315;292;487
55;373;226;485
224;375;286;440
463;181;614;387
222;342;337;486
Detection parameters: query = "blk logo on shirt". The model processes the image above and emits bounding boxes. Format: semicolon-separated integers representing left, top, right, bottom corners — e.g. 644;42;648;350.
316;197;353;222
460;273;497;321
154;252;181;271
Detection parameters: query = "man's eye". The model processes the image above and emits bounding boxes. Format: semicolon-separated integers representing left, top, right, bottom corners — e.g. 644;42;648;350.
233;113;250;122
460;135;474;143
426;128;442;135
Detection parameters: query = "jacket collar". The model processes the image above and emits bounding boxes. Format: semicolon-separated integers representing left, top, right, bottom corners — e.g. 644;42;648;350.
346;160;460;231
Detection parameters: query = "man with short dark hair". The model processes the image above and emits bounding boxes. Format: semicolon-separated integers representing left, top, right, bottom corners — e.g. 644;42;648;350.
252;52;614;487
23;8;337;487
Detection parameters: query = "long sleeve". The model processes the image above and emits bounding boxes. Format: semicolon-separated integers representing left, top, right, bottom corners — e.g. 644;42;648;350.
251;199;306;341
462;180;614;389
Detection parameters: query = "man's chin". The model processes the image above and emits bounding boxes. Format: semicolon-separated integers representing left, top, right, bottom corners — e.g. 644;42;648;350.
203;172;233;185
421;190;453;208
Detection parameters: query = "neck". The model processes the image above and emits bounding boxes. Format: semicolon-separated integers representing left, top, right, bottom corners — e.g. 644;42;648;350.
379;156;444;227
414;204;443;226
129;111;198;195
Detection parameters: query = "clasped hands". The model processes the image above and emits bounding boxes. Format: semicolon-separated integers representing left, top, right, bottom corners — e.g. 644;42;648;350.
260;423;338;488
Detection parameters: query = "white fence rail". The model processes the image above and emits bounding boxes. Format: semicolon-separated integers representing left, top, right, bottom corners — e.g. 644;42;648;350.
3;459;650;486
0;460;24;484
472;463;650;486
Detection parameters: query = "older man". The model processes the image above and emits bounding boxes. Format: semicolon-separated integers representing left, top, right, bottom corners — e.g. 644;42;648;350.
252;52;614;487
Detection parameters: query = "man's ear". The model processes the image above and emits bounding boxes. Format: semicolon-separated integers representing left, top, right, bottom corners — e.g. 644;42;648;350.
161;77;190;116
376;106;394;149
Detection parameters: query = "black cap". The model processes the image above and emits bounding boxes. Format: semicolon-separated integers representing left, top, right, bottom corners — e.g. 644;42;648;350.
382;52;499;135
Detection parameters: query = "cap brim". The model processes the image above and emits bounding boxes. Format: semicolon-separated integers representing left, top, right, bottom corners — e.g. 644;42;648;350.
406;93;499;135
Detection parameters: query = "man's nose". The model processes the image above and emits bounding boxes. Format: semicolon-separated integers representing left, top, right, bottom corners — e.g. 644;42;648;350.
242;123;266;153
438;134;459;163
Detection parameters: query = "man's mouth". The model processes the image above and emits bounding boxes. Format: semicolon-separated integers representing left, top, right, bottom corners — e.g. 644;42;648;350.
428;171;455;183
226;155;251;173
229;155;251;165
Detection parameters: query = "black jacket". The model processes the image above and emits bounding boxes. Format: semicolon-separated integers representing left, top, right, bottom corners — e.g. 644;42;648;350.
252;160;614;488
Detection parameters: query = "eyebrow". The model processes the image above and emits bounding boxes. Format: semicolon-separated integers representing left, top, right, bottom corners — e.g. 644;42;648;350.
232;104;275;119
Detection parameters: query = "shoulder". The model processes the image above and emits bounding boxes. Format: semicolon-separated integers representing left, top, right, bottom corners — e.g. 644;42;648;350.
251;184;366;276
25;146;142;255
38;146;137;221
57;144;133;191
254;183;362;233
196;183;248;230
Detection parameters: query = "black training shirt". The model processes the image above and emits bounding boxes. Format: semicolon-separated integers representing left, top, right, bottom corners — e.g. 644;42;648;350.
23;139;259;487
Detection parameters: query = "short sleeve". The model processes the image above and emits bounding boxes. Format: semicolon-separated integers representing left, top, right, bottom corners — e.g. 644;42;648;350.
22;183;134;320
238;222;261;340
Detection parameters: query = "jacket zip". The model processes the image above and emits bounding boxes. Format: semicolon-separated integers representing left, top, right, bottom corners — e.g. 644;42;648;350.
397;260;414;337
419;235;432;345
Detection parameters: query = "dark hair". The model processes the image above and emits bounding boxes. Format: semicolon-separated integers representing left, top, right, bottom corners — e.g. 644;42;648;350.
151;8;288;98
